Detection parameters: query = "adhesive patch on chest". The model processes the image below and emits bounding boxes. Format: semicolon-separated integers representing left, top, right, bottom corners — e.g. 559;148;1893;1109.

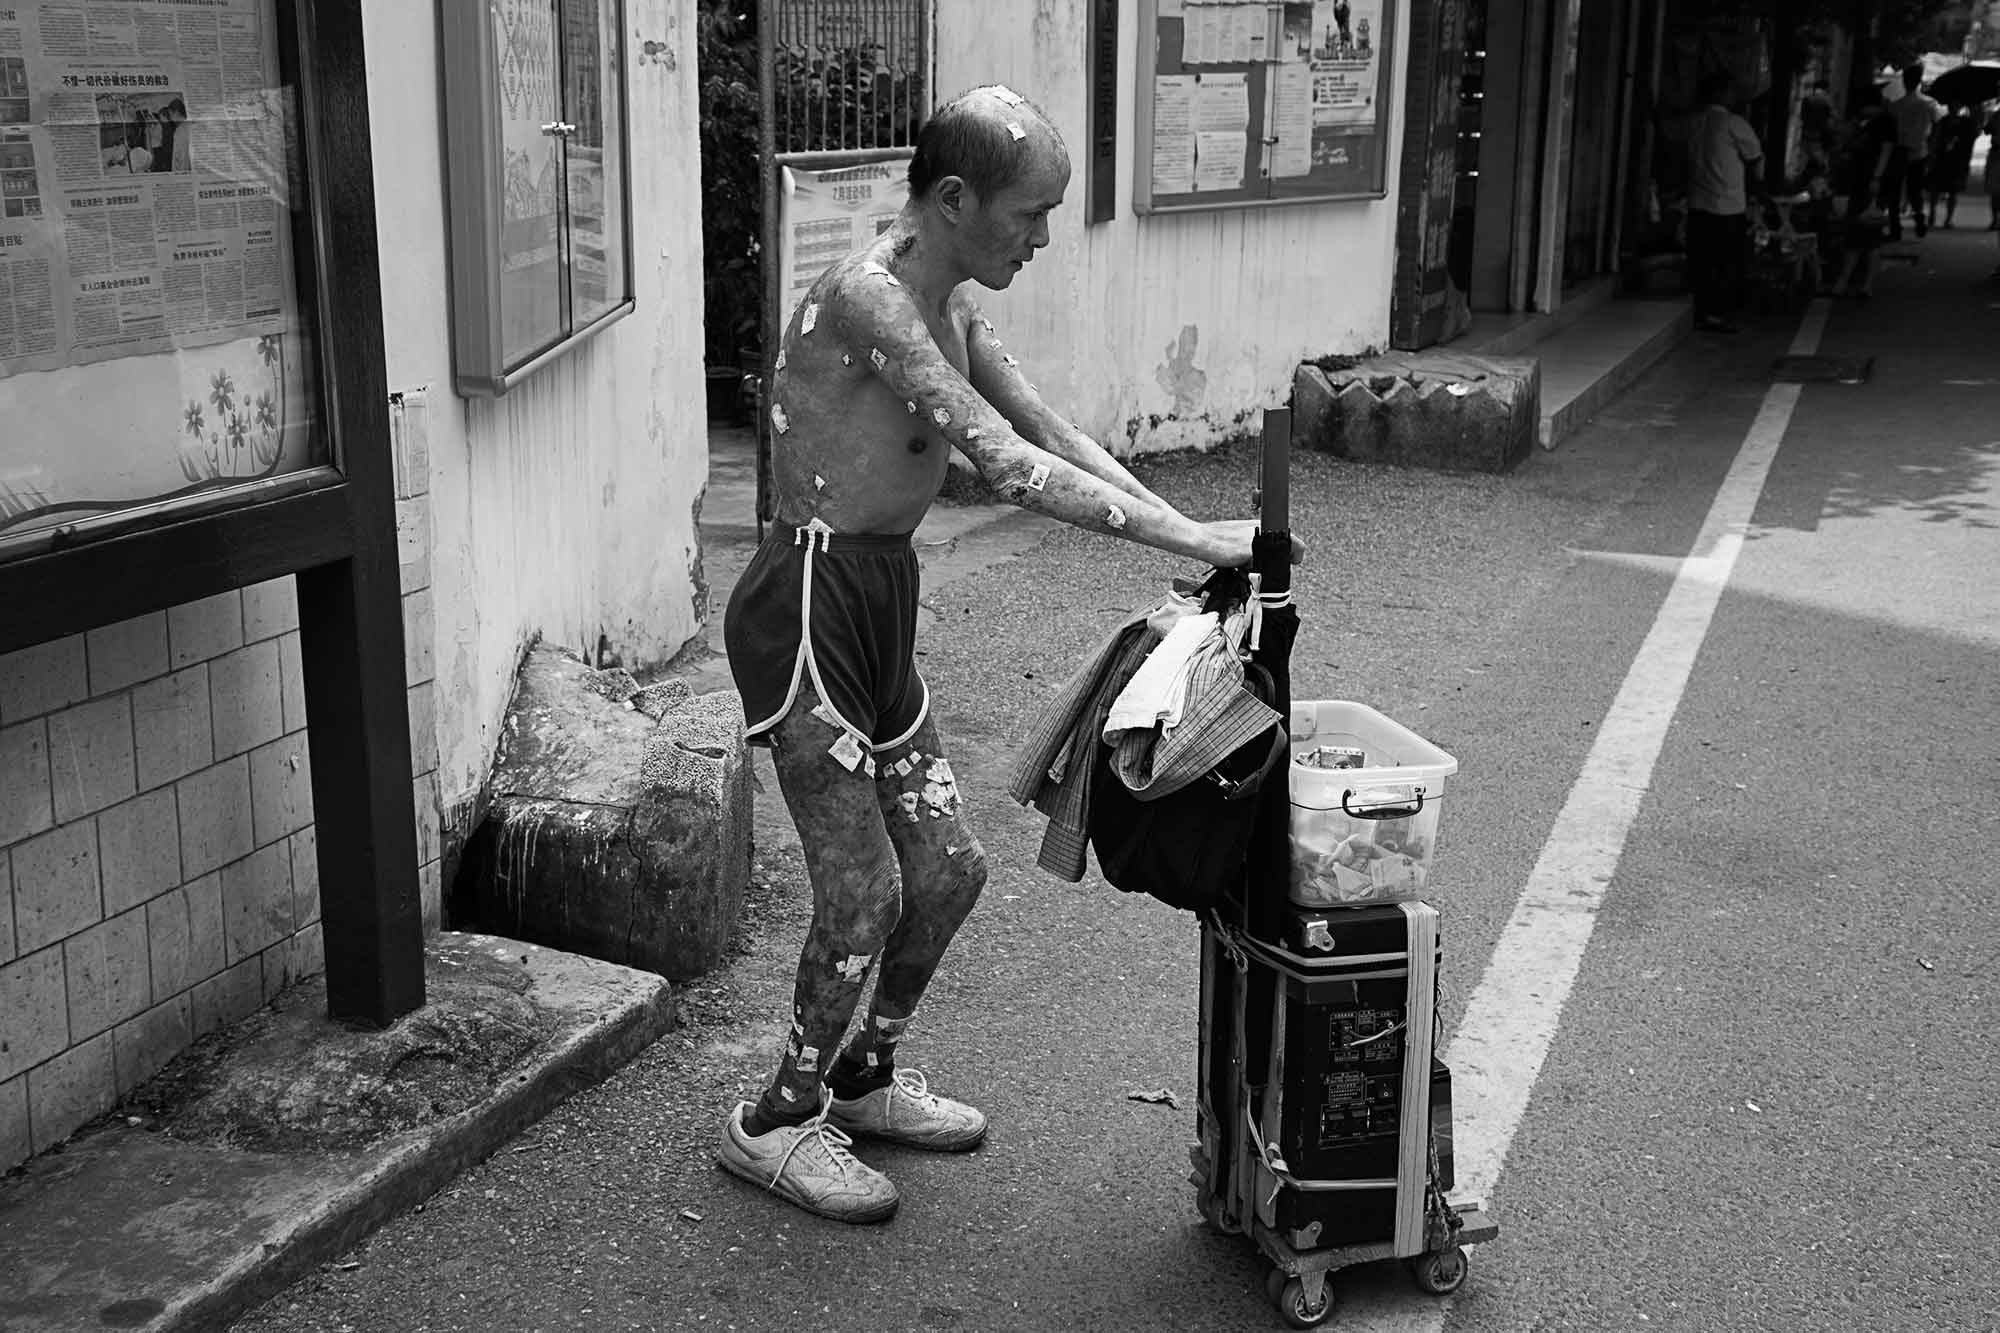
801;302;819;334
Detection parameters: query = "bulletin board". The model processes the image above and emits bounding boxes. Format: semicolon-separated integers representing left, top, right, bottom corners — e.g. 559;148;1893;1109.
1135;0;1398;213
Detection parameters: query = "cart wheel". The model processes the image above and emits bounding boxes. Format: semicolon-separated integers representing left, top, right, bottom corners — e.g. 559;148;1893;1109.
1275;1276;1334;1328
1408;1246;1469;1296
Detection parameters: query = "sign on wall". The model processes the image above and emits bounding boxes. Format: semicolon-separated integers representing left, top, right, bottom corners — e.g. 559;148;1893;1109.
1134;0;1398;213
0;0;323;554
776;152;911;321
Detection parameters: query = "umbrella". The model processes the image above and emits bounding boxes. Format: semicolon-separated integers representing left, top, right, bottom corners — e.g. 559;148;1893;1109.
1929;62;2000;107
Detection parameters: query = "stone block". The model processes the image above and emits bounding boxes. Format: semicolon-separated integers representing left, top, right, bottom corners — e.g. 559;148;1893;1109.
177;756;253;878
168;591;243;669
148;875;227;1000
407;681;439;777
241;577;300;643
191;956;264;1037
249;731;313;847
279;631;307;734
402;588;434;687
1291;351;1540;474
220;842;293;964
113;993;192;1095
99;788;182;917
47;695;136;822
133;666;214;791
0;635;87;722
0;946;69;1081
0;719;53;847
64;907;151;1040
86;613;169;697
12;821;101;954
289;829;320;928
210;639;285;759
0;1074;25;1172
27;1031;113;1153
0;851;12;965
455;646;752;981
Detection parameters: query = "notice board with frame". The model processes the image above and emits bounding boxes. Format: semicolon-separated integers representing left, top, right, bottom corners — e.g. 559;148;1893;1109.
1134;0;1398;214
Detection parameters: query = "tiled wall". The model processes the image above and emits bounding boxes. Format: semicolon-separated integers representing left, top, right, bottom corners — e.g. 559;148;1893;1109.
0;391;438;1172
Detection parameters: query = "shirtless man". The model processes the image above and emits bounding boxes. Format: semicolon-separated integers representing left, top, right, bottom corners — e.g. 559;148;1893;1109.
715;85;1293;1224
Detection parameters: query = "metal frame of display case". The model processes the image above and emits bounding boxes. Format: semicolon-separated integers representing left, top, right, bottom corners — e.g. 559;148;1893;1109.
0;0;423;1028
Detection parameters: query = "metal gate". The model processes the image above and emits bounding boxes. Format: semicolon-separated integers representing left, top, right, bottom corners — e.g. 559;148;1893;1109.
754;0;931;523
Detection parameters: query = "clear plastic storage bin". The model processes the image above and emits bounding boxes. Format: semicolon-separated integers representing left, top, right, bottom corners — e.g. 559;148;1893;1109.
1288;701;1458;907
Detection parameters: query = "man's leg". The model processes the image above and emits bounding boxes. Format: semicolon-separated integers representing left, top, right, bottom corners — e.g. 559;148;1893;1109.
1907;159;1929;235
1687;210;1718;323
832;715;987;1083
749;696;909;1130
1881;152;1907;239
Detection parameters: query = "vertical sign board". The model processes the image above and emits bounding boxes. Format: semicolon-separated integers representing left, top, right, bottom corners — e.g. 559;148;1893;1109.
1389;0;1465;348
1134;0;1398;213
1088;0;1119;223
774;151;912;327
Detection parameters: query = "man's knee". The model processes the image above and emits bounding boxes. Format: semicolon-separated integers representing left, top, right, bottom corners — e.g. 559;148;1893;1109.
942;838;990;909
819;858;905;959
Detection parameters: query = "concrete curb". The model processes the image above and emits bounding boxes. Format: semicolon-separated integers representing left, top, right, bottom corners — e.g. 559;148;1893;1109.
1539;303;1694;448
0;935;674;1333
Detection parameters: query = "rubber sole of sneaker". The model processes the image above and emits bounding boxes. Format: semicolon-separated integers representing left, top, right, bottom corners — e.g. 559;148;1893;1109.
714;1156;900;1224
829;1117;988;1153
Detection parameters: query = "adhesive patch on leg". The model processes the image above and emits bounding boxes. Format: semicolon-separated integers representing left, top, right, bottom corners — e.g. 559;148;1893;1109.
778;1085;799;1103
798;1044;821;1070
1028;463;1050;491
896;791;922;822
836;954;872;983
801;302;819;334
828;732;866;771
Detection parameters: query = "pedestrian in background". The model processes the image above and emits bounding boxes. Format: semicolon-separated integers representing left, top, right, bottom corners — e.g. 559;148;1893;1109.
1925;103;1976;229
1829;91;1895;299
1684;71;1764;333
1883;64;1942;239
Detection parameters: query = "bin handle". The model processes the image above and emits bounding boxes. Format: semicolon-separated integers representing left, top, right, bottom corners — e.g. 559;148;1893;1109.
1339;788;1426;820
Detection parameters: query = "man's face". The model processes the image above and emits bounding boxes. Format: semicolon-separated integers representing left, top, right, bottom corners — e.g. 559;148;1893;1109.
960;149;1070;291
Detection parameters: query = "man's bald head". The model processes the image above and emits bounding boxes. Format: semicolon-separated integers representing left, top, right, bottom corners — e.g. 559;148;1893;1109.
908;85;1067;202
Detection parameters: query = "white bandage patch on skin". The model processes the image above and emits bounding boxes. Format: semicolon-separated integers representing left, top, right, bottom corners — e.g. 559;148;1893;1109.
1028;463;1050;491
779;1085;799;1103
1005;121;1026;140
932;407;952;427
870;348;887;370
906;400;917;414
874;1013;911;1039
861;260;901;286
896;791;921;822
814;474;826;491
798;1044;820;1069
841;352;853;365
964;425;983;440
771;403;789;434
1106;504;1127;529
977;316;996;333
1002;354;1019;367
828;732;865;771
990;85;1026;106
774;349;786;371
836;954;872;983
801;302;818;334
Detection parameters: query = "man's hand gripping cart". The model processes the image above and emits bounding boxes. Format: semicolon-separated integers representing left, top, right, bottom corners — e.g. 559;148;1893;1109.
1188;410;1497;1329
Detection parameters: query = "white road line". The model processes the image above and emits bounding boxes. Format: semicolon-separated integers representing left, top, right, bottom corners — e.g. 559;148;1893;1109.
1331;301;1827;1332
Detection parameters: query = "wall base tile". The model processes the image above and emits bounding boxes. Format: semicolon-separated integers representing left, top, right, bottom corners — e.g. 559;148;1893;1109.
63;908;151;1042
0;945;69;1082
261;923;324;1003
27;1031;114;1154
114;993;193;1096
0;1074;26;1171
289;827;319;928
0;635;87;723
98;787;183;918
12;820;101;956
191;956;264;1038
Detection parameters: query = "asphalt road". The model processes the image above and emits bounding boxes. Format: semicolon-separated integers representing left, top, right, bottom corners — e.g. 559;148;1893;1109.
235;226;2000;1332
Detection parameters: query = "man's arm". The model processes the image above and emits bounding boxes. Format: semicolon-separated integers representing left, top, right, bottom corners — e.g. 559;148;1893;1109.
815;265;1238;566
957;296;1178;512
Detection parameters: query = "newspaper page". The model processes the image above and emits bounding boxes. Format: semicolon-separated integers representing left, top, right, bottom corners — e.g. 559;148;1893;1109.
0;0;310;547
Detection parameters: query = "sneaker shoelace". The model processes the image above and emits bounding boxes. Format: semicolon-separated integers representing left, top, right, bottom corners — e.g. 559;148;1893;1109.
769;1106;863;1190
887;1068;941;1119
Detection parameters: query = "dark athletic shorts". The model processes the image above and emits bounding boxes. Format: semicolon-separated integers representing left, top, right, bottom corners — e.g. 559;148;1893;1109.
724;524;929;750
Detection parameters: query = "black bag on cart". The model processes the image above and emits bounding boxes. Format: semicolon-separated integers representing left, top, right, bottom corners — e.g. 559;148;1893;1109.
1088;571;1287;914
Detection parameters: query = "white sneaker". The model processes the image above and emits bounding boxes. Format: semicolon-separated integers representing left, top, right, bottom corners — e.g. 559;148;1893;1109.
715;1097;899;1224
827;1068;988;1151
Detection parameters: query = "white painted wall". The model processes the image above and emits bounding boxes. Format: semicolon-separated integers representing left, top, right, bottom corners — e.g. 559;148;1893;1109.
935;1;1410;455
361;0;709;815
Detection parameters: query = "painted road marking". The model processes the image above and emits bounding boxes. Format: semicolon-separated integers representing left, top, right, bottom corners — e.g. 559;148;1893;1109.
1329;301;1827;1331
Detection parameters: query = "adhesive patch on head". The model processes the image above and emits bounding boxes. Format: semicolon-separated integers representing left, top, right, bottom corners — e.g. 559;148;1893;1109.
870;348;888;371
932;407;952;427
1005;121;1026;140
801;302;819;334
989;85;1026;106
1028;463;1050;491
1106;504;1127;529
771;402;790;434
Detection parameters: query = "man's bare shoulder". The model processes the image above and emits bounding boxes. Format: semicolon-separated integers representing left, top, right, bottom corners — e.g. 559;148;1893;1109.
803;254;924;338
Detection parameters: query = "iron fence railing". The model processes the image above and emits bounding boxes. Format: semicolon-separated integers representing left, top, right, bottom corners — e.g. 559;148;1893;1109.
770;0;928;153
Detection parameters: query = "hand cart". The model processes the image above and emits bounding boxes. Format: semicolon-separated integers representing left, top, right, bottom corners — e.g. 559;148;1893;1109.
1188;410;1498;1328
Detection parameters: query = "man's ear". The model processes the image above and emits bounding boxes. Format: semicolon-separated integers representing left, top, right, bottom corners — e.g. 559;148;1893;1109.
936;174;971;224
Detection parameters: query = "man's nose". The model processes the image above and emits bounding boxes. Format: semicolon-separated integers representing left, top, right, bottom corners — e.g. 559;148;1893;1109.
1029;216;1051;250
